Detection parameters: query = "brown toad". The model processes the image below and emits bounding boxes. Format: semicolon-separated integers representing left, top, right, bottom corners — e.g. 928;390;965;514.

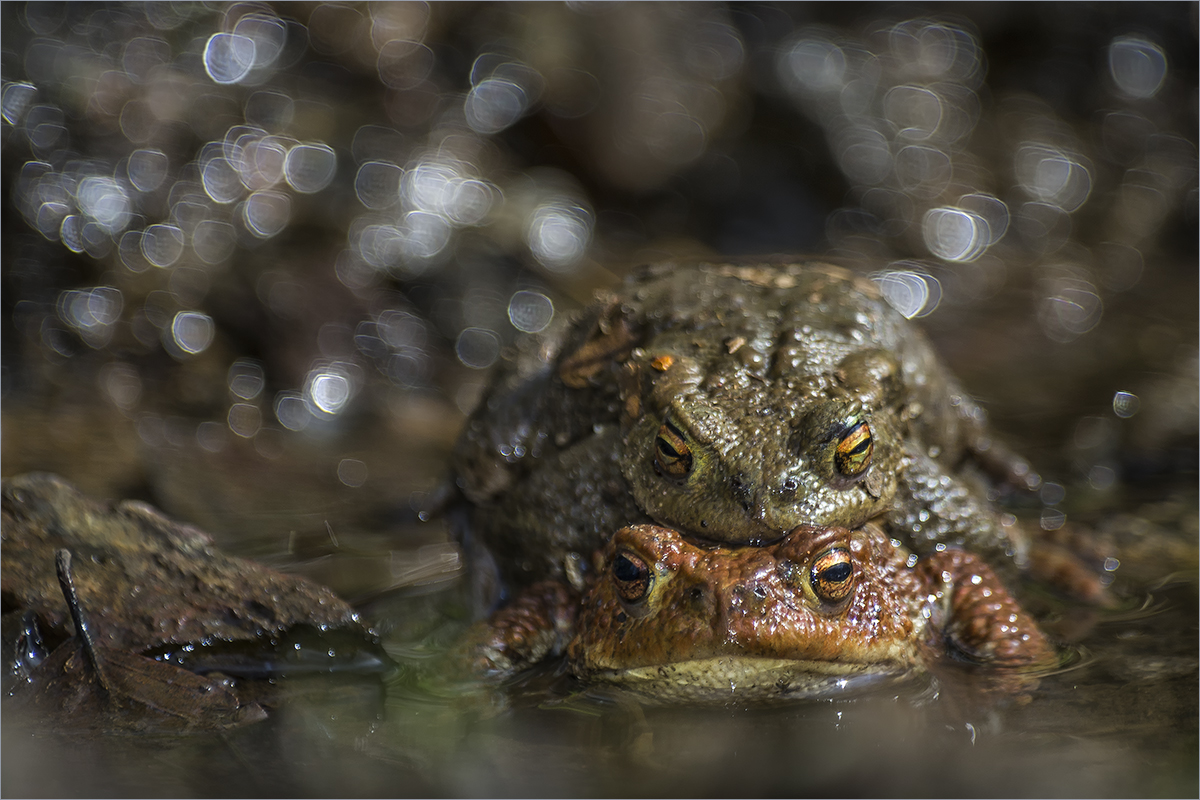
464;523;1056;703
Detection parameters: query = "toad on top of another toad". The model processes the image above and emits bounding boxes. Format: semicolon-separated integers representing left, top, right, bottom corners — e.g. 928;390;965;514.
454;260;1036;594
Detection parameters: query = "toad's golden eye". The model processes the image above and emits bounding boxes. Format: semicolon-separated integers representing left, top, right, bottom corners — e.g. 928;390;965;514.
810;547;854;603
834;420;873;477
654;419;693;479
612;551;652;602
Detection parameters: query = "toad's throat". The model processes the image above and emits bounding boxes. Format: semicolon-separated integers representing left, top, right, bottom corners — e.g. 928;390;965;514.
581;657;913;703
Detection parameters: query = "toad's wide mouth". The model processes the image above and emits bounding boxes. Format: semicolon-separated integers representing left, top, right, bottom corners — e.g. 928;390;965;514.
580;657;915;704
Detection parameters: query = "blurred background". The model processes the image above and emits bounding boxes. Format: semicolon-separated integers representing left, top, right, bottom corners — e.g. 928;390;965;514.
2;2;1197;796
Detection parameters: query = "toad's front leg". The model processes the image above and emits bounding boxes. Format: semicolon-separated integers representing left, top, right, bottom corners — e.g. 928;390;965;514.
919;548;1057;670
455;581;580;679
891;446;1026;565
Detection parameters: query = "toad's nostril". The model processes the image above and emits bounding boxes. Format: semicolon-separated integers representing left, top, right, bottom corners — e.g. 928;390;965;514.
729;474;751;501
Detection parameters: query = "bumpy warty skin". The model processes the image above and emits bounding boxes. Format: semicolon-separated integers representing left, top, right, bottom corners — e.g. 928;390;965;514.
453;260;1029;590
458;523;1057;703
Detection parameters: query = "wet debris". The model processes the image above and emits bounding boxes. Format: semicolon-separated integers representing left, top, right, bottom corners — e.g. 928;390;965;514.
2;472;391;732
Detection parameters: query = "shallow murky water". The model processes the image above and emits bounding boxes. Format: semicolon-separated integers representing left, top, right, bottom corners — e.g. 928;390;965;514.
3;3;1196;797
4;579;1196;797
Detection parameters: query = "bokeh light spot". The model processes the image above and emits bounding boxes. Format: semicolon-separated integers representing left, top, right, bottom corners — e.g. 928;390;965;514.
873;268;941;319
1112;391;1140;418
354;161;403;209
59;215;84;253
241;190;291;238
100;362;142;410
923;207;990;262
203;33;257;85
507;290;554;333
202;155;244;204
284;143;337;194
1037;273;1103;342
274;391;311;431
1108;35;1168;99
228;359;266;400
337;458;368;488
228;402;262;438
169;311;215;356
465;78;528;135
1015;144;1093;212
233;12;287;71
141;223;185;267
306;364;354;415
455;327;500;369
77;176;132;234
527;202;592;273
957;193;1009;245
779;36;847;95
2;82;38;125
127;149;169;193
193;220;237;264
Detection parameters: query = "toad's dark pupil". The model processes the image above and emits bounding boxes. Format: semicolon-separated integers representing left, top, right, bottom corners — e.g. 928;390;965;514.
834;421;873;477
614;553;644;583
654;419;694;478
818;562;852;583
612;551;652;602
810;547;855;602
